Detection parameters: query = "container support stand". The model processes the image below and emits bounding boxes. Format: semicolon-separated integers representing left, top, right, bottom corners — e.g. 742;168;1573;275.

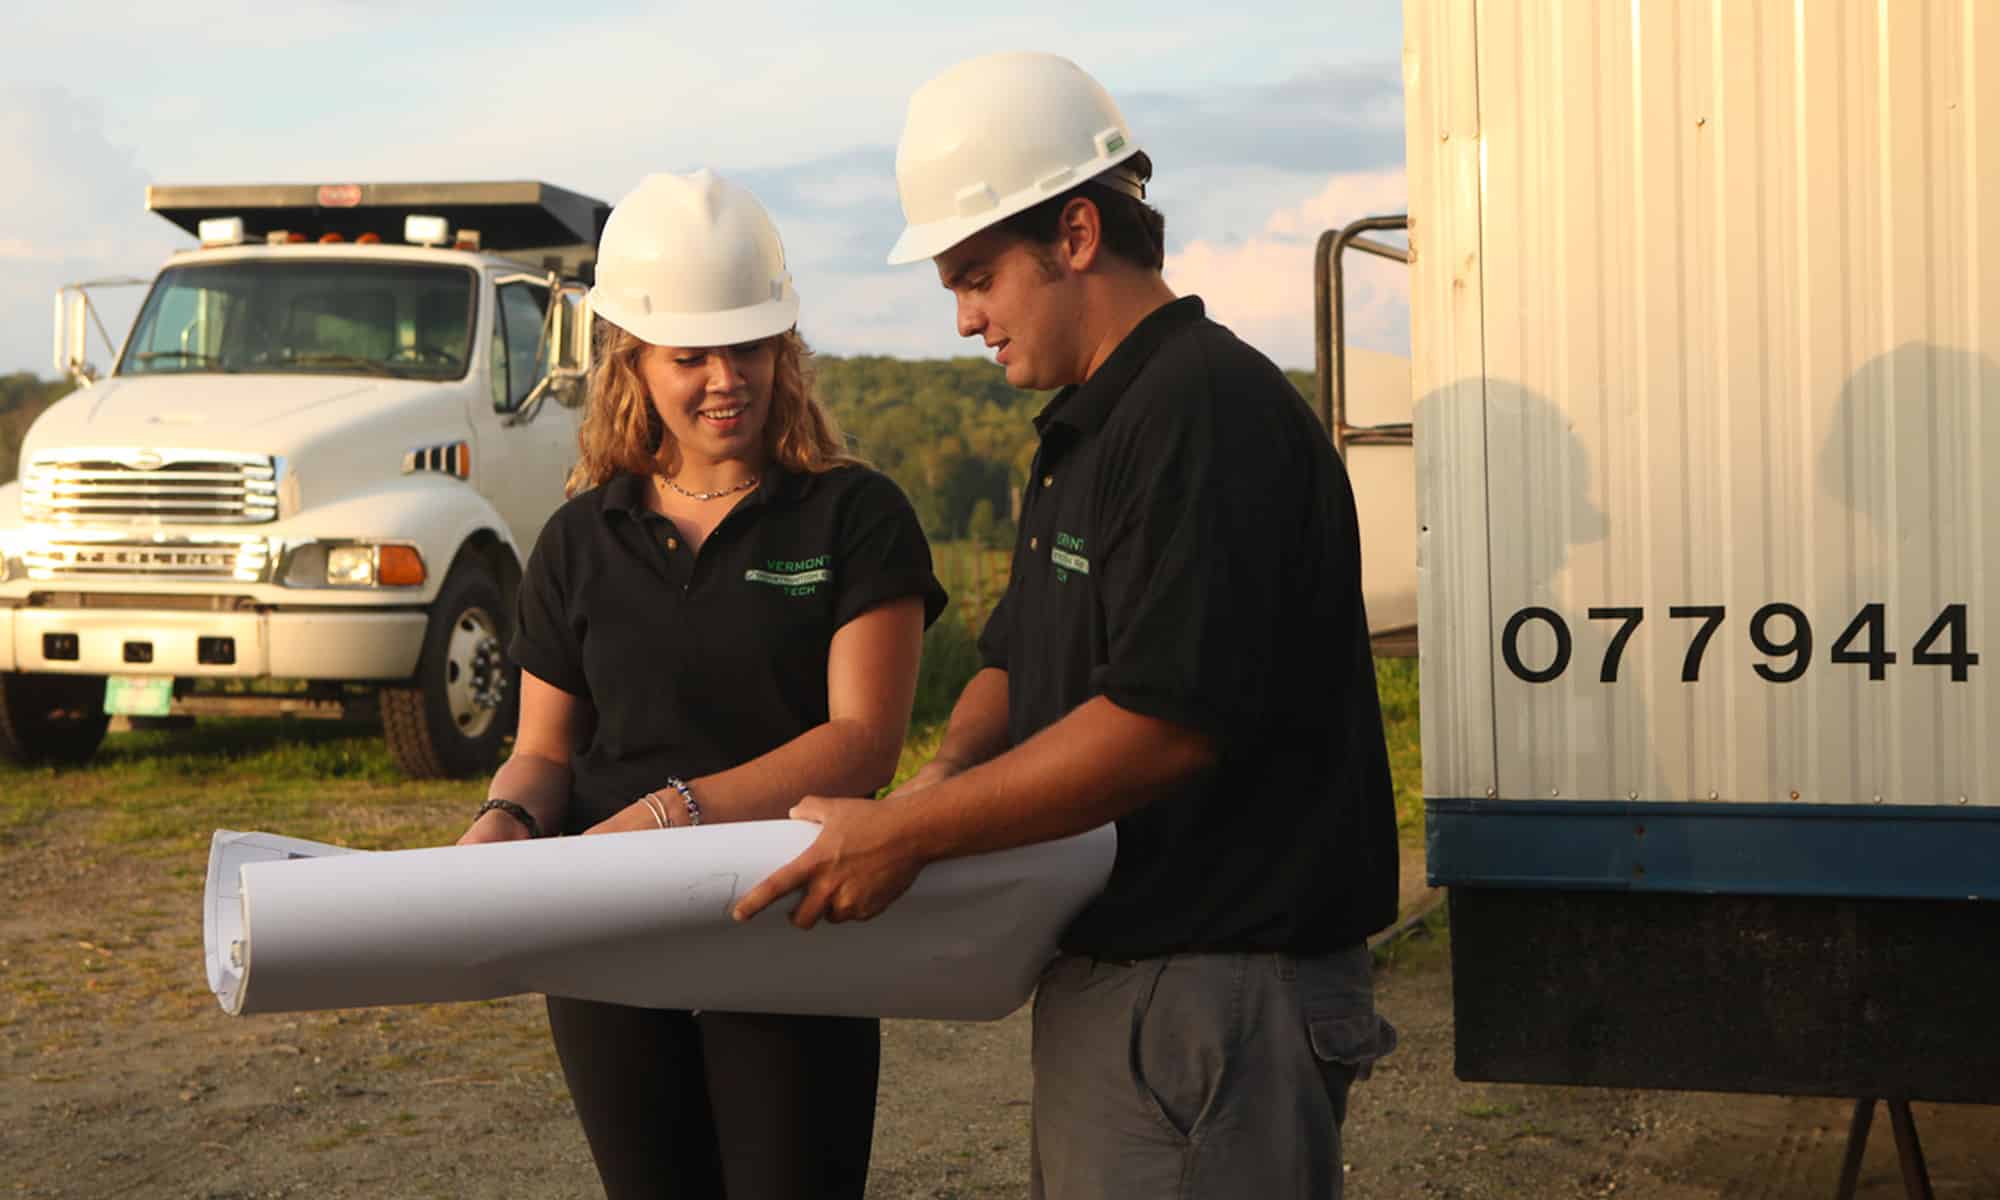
1834;1098;1934;1200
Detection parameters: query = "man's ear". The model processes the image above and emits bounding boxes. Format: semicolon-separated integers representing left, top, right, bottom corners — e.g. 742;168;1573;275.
1056;195;1103;273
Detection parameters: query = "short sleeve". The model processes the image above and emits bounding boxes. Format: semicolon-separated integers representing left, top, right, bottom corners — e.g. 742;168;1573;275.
1088;382;1295;742
976;565;1020;670
509;515;589;697
832;471;949;630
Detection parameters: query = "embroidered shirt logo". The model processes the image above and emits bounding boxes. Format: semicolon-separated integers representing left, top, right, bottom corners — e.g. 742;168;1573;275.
745;555;832;596
1051;532;1089;582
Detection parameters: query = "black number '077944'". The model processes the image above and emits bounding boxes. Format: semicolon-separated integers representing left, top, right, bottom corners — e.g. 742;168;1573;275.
1500;603;1979;685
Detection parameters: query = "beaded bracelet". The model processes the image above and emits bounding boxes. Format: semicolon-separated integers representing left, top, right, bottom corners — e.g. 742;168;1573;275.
476;797;542;839
663;776;702;826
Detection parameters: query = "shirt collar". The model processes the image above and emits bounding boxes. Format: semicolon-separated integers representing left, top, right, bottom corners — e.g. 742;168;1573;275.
1034;295;1207;437
599;462;803;522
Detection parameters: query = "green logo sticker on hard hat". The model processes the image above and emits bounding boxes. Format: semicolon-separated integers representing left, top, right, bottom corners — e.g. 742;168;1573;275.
1105;134;1126;155
746;556;832;597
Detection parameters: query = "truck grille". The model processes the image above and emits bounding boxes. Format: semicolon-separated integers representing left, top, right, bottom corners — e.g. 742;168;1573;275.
21;450;279;525
22;539;272;582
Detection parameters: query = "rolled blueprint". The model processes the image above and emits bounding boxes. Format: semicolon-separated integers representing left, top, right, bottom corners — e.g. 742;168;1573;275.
203;821;1115;1020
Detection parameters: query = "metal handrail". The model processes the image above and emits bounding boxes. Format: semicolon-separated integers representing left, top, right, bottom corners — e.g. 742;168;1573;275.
1313;215;1412;455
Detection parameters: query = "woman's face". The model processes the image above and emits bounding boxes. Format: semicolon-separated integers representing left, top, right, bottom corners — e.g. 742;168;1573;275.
637;338;778;470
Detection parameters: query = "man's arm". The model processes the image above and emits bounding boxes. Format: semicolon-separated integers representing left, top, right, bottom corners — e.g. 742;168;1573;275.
892;665;1013;795
732;694;1215;928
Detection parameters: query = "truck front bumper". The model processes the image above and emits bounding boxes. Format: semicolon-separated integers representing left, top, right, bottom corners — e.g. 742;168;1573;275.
0;606;426;680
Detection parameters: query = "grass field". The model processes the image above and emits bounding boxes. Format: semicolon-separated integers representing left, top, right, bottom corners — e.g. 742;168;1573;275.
0;657;1427;1198
0;653;1424;861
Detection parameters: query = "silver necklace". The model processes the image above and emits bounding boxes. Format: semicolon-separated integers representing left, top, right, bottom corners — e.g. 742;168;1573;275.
660;473;759;502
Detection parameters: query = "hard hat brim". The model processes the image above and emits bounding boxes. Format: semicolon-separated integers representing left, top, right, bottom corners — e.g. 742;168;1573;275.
885;145;1144;266
590;289;800;348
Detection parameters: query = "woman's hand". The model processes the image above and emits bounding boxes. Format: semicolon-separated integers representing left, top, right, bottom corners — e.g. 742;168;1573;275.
457;808;535;846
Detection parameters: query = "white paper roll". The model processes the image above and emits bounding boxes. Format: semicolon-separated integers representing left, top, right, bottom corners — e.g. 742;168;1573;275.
203;821;1116;1020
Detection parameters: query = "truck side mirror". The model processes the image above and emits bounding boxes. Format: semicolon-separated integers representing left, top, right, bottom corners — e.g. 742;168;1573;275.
53;289;97;385
500;274;592;426
51;278;149;387
550;283;591;409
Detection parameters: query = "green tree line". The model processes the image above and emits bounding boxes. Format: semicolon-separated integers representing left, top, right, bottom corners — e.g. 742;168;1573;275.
814;355;1043;546
1;360;1317;536
813;355;1316;543
0;373;72;487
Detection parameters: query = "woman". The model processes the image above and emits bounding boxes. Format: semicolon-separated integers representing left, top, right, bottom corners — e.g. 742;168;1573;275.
458;169;945;1199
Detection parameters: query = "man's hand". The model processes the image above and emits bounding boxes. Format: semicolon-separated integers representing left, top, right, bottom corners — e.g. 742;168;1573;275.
732;795;928;929
884;758;960;800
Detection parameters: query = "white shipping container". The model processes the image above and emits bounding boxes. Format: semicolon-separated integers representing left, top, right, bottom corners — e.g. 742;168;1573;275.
1410;0;1998;814
1402;0;2000;1109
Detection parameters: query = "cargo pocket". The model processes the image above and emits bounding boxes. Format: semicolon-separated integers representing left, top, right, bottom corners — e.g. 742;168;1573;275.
1307;1012;1397;1081
1294;946;1397;1082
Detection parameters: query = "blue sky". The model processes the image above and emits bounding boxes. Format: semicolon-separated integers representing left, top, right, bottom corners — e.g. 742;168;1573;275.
1;1;1409;377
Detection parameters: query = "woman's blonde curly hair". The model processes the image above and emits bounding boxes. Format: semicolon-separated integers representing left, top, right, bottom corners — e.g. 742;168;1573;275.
566;321;858;496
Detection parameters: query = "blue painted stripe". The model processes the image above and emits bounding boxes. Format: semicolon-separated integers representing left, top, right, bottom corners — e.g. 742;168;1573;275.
1425;799;2000;901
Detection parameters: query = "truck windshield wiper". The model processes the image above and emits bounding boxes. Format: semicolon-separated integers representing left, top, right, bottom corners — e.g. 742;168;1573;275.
131;350;230;370
271;353;399;378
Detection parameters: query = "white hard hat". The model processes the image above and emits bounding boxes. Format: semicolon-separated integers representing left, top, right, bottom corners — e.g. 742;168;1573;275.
887;51;1146;266
590;168;800;347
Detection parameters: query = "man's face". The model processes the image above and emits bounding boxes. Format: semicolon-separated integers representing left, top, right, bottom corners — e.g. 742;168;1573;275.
934;228;1084;391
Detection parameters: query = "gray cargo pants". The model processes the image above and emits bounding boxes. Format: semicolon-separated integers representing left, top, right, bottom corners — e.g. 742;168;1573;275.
1028;942;1394;1200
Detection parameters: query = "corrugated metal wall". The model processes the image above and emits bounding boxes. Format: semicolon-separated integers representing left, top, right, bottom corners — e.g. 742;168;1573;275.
1411;0;1998;806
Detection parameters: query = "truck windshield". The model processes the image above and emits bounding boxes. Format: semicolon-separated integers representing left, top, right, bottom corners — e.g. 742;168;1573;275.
118;260;477;380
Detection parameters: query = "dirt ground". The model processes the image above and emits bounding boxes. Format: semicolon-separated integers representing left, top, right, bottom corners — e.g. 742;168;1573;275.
4;818;1997;1198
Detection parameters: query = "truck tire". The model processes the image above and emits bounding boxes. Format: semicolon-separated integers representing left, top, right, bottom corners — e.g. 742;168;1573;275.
381;563;517;779
0;673;110;766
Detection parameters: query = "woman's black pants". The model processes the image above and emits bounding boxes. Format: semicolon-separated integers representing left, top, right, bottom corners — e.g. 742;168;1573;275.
546;995;880;1199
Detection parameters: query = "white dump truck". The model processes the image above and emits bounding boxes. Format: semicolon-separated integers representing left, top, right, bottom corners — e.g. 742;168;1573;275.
1397;0;1996;1186
0;181;603;778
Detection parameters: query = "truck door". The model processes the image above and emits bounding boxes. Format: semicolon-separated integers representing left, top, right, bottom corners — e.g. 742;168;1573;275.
473;277;580;550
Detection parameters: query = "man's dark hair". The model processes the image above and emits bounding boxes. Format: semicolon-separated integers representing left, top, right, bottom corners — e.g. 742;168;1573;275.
994;153;1166;272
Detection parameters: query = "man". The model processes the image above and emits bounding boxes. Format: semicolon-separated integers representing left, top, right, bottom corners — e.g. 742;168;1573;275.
736;50;1399;1198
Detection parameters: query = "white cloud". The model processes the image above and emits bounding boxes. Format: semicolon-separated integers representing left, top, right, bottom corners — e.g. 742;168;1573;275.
0;87;180;376
1164;168;1410;369
0;7;1406;373
801;267;958;361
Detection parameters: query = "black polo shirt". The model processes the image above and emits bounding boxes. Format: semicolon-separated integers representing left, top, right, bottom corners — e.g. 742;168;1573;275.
512;464;946;833
978;295;1398;959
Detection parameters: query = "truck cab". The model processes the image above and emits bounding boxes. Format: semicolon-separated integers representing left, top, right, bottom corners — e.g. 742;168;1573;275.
0;181;606;777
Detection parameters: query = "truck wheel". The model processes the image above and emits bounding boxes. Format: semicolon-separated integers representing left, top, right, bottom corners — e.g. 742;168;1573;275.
0;673;110;766
381;564;517;779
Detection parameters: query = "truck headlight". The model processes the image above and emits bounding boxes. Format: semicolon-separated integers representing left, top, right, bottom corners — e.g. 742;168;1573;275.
288;542;427;588
327;545;376;586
